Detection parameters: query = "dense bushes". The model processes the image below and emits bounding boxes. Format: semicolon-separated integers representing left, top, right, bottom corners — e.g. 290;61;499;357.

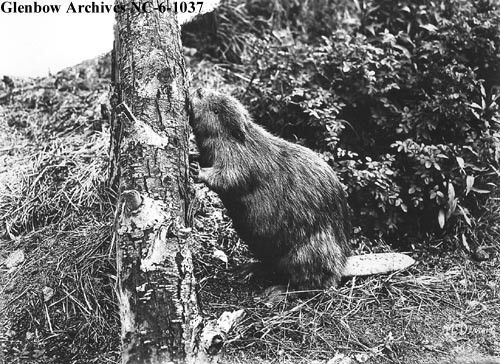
184;0;500;246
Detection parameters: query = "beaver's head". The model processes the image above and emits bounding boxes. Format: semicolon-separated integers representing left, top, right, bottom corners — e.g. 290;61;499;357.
189;88;248;143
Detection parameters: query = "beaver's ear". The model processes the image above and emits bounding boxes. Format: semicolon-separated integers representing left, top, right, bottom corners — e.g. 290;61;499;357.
226;118;246;142
218;104;246;142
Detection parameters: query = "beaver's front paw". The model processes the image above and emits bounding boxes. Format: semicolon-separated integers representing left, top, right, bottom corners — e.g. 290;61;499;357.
190;162;213;184
189;161;201;182
198;167;213;184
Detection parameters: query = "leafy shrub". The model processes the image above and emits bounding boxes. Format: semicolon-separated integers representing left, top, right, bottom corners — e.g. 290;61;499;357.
187;0;500;246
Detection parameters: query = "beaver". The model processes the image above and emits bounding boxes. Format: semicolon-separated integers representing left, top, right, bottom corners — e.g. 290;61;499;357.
189;88;351;289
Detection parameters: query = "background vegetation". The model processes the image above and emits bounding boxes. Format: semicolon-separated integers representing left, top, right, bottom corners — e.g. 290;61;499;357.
183;0;500;251
1;1;500;363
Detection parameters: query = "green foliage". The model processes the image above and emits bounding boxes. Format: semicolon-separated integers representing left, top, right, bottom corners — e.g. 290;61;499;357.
185;0;500;244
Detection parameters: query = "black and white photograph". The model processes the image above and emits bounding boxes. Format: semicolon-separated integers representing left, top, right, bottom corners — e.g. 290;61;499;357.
0;0;499;363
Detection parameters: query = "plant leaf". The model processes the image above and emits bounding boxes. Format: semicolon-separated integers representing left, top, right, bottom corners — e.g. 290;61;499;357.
458;205;472;226
448;182;455;202
465;176;474;195
461;234;470;252
447;198;458;219
438;209;446;229
420;24;438;32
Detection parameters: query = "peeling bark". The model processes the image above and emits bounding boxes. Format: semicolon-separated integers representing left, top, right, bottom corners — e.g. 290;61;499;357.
110;5;196;363
110;5;243;364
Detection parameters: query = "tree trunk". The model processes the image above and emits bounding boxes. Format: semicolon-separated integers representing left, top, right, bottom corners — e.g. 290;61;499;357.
110;5;244;363
110;5;198;363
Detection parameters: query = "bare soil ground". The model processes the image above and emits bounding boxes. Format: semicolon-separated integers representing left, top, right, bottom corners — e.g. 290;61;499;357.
0;58;499;364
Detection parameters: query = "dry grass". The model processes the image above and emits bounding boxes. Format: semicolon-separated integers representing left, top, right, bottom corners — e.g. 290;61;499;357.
0;57;119;363
1;132;110;234
194;236;500;363
191;183;500;364
1;223;118;363
1;54;499;364
186;56;500;364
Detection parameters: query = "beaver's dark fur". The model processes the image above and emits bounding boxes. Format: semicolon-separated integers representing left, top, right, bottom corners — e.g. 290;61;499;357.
189;88;351;289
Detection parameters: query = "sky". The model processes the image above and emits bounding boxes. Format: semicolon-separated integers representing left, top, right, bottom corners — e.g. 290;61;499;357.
0;0;220;77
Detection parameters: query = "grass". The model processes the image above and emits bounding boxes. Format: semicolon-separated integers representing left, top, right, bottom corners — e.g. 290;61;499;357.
1;132;109;233
1;54;499;364
0;57;119;363
192;186;500;364
188;51;500;363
